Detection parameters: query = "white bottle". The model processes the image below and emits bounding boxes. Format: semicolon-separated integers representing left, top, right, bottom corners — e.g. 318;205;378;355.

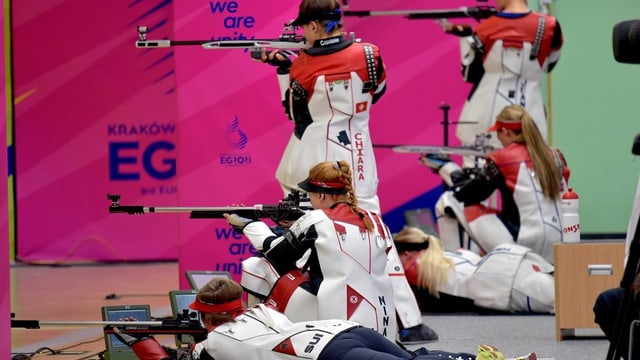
561;188;580;243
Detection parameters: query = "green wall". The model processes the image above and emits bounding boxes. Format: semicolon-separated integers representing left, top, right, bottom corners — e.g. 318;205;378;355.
549;0;640;235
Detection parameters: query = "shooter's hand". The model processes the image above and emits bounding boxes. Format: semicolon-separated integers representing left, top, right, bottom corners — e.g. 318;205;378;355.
251;49;293;74
420;153;453;173
224;213;257;233
112;327;171;359
111;327;146;347
442;22;473;37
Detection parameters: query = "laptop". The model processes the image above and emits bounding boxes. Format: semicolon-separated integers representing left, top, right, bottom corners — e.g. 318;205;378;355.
185;270;232;290
101;305;151;360
169;289;201;347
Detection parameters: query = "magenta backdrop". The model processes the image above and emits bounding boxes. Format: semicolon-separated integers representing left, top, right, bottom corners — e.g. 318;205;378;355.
173;0;478;287
171;0;300;286
13;1;179;262
9;1;488;287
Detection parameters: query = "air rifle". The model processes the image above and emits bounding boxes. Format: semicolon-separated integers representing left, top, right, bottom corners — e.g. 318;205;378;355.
107;191;311;223
343;5;497;22
374;144;491;158
12;311;208;342
374;129;494;158
135;23;309;57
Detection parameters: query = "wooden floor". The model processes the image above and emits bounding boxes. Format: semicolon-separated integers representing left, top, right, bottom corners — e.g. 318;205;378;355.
10;260;613;360
10;261;180;360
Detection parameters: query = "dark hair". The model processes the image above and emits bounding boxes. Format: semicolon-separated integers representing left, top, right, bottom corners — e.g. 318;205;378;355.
296;0;343;31
197;278;244;326
298;0;340;14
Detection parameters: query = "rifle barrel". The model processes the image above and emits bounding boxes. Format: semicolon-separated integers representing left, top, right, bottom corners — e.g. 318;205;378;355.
344;6;496;20
135;205;273;213
108;194;310;221
12;320;163;328
151;206;267;213
41;320;164;326
136;39;233;48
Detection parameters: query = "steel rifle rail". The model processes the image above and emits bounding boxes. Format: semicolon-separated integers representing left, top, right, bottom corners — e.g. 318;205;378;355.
343;5;497;21
107;192;311;222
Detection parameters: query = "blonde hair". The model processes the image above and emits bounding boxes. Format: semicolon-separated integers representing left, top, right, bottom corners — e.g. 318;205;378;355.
307;160;374;231
495;105;561;200
395;227;454;297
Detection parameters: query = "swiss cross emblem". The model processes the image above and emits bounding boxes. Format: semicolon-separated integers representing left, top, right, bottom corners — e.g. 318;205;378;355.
356;101;368;113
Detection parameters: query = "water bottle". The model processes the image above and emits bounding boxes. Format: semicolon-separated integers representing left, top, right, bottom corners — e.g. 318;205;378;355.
561;187;580;243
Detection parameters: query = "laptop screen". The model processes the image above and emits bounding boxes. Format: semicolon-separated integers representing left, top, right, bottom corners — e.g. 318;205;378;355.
101;305;151;360
169;289;201;346
185;271;232;290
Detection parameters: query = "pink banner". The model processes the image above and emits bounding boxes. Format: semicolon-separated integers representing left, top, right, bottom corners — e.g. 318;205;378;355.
10;0;487;273
173;0;477;287
13;1;179;262
172;0;300;286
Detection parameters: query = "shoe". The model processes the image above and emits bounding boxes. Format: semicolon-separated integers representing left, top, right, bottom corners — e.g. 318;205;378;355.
476;344;536;360
397;324;439;344
476;344;505;360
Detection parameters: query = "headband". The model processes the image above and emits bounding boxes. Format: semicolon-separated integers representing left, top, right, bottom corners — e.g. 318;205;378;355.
298;177;347;194
189;298;244;314
487;120;523;132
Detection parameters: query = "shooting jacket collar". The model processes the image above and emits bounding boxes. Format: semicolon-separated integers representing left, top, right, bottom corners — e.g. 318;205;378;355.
329;201;353;209
306;35;352;55
497;11;532;19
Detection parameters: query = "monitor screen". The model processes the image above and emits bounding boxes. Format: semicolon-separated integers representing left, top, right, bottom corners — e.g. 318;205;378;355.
101;305;151;360
185;271;232;290
169;290;201;346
